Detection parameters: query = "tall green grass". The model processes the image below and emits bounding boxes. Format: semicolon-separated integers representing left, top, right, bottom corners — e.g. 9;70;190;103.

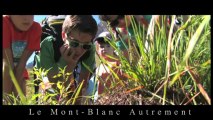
101;15;211;105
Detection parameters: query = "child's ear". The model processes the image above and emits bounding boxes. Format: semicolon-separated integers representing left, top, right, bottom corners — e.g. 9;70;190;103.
61;31;66;41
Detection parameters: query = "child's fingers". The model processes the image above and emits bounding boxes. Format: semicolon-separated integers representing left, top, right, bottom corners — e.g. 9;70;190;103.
70;52;80;63
60;44;68;55
64;47;70;56
69;50;75;58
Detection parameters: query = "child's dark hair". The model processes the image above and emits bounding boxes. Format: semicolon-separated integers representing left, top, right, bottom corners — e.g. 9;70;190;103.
95;31;113;45
96;37;110;44
99;15;111;22
63;15;98;41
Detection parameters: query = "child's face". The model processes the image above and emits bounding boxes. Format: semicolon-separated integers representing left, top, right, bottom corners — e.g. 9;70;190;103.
97;42;114;58
10;15;34;31
64;30;93;61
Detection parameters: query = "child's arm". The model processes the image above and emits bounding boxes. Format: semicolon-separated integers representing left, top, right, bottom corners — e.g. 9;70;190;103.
79;70;91;89
3;16;15;73
3;48;14;69
14;49;33;83
40;40;77;89
3;48;15;93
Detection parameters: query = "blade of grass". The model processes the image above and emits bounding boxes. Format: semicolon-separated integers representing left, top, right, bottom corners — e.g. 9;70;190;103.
71;80;84;105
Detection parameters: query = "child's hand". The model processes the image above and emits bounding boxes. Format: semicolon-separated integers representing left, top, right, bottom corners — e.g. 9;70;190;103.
60;44;79;65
